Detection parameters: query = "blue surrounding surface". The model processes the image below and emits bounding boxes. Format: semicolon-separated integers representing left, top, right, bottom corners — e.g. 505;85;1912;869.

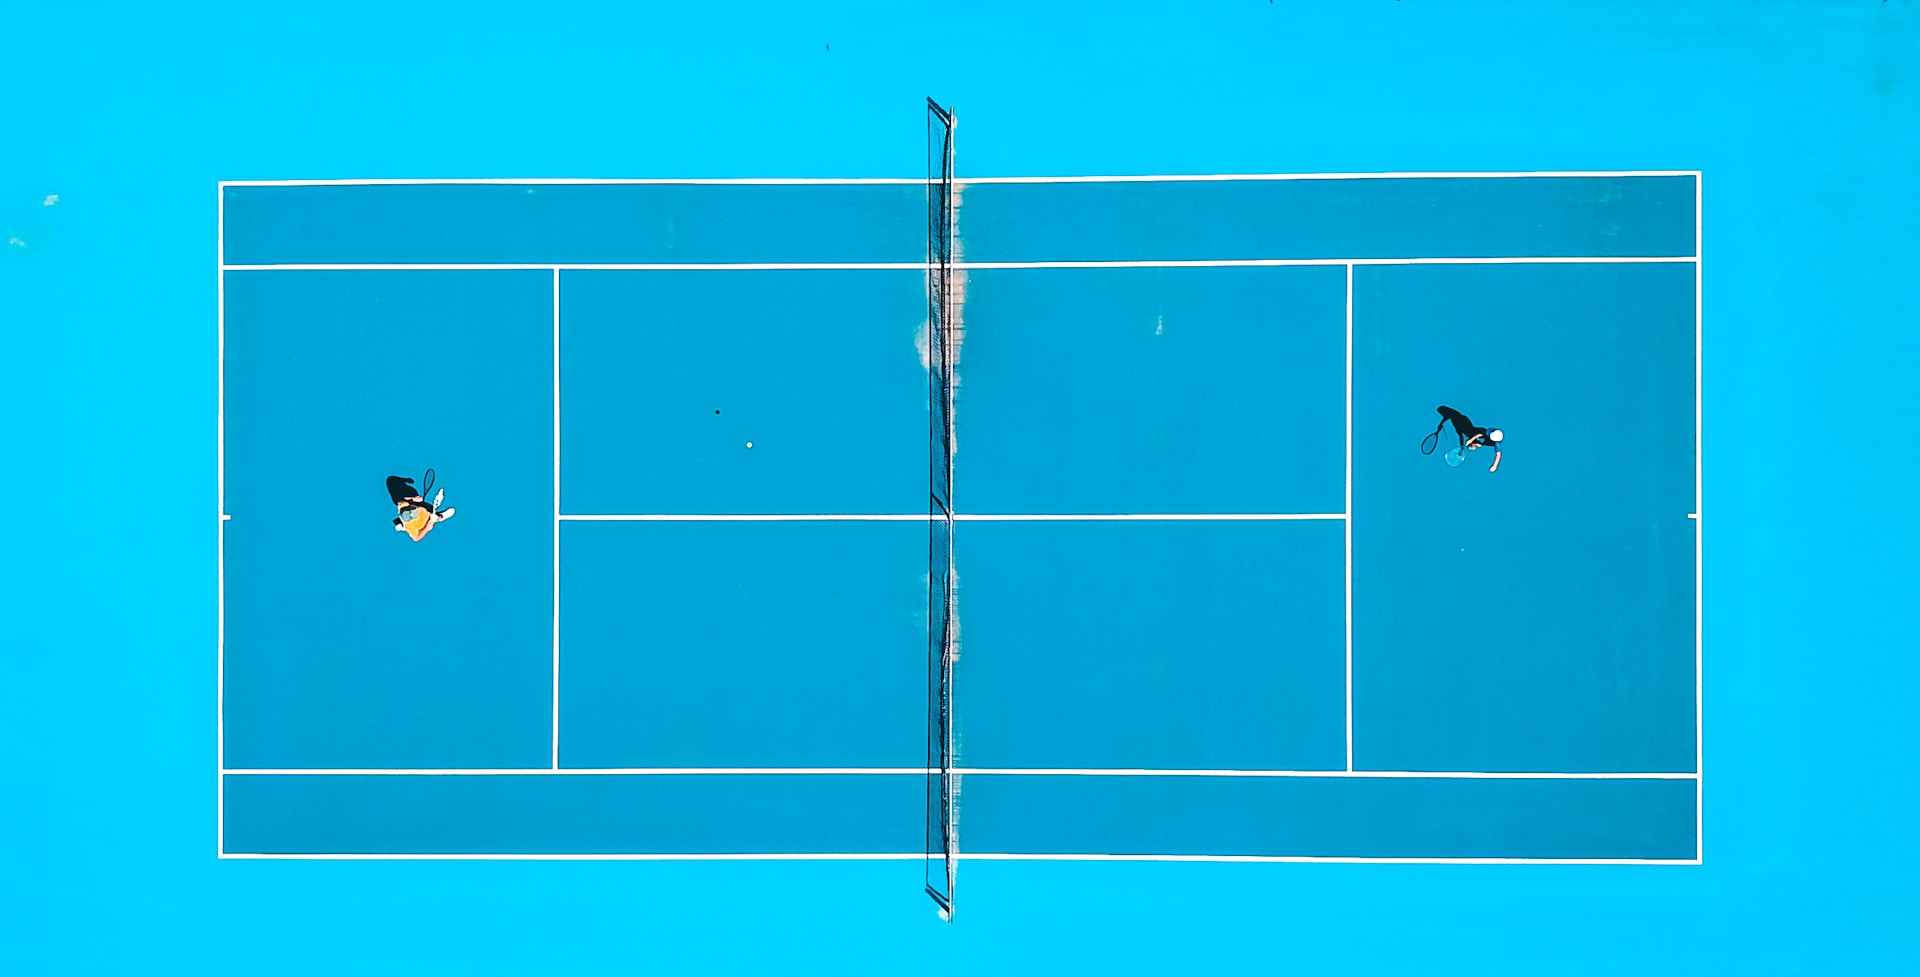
4;0;1917;973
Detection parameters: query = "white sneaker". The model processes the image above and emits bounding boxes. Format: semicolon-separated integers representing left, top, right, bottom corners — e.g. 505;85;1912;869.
440;508;456;519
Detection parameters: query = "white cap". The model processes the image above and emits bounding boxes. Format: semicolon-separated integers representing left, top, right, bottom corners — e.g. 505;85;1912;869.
1488;429;1504;443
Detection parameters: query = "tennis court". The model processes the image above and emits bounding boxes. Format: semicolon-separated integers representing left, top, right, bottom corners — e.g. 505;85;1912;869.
217;105;1700;914
21;3;1920;970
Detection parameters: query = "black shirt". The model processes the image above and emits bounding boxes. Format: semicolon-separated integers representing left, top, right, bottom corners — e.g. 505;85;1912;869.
1435;406;1490;446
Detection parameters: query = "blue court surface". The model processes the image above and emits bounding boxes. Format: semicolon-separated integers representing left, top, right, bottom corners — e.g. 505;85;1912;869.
8;2;1920;973
219;171;1699;870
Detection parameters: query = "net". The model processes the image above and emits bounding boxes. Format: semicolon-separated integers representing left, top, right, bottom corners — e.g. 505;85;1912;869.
924;96;958;920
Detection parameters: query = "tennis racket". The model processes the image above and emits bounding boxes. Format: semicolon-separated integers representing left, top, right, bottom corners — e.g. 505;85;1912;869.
417;468;443;512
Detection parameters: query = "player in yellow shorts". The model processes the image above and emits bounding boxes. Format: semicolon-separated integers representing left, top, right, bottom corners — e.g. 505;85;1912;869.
386;474;455;541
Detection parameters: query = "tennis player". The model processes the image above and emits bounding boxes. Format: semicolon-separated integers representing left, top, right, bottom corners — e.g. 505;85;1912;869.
1433;405;1503;473
387;474;455;541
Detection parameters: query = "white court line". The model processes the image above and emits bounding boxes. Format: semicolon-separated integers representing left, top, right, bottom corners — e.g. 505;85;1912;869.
221;262;925;272
216;168;1705;862
956;854;1700;865
219;852;928;861
220;178;930;187
962;513;1342;521
218;257;1697;273
551;269;562;771
561;514;927;522
215;852;1698;865
223;767;933;776
960;171;1705;183
219;767;1697;780
216;171;1700;188
1345;263;1355;773
559;513;1346;522
957;257;1696;268
216;182;226;858
1695;171;1705;862
955;769;1698;780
